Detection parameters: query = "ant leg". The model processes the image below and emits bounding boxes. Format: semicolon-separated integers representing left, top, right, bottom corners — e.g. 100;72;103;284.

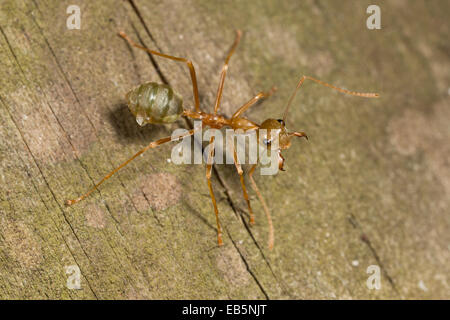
65;129;197;206
227;142;255;224
213;30;242;114
232;87;277;119
205;136;223;246
282;75;380;121
249;164;274;250
119;31;201;112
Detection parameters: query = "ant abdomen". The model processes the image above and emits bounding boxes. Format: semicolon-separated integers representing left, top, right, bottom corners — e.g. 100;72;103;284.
126;82;184;126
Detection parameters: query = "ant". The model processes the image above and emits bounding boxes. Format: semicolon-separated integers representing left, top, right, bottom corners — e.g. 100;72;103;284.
66;30;379;249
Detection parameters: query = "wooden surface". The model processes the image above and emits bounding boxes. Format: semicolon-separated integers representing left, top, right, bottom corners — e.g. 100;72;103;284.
0;0;449;299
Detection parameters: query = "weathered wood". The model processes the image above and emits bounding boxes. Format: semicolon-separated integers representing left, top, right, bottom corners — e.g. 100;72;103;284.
0;0;448;299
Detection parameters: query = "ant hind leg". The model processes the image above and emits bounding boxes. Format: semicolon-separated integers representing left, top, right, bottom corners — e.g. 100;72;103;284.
119;31;201;112
65;129;197;206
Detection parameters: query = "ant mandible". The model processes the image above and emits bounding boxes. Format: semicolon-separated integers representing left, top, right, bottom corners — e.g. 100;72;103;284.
65;30;379;250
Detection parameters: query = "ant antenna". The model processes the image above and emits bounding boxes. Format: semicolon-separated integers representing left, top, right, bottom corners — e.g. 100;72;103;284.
282;75;379;122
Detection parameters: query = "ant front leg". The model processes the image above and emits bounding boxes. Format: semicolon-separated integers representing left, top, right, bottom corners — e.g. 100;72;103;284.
249;164;274;250
205;135;223;246
227;142;255;225
231;87;277;119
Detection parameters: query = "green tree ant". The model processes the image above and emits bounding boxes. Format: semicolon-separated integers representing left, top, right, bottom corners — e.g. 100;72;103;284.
65;30;379;249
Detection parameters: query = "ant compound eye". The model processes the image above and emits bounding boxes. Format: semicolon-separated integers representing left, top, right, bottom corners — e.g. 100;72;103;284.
277;119;285;126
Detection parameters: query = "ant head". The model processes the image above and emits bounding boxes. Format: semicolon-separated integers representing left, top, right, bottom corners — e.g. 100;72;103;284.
258;119;308;171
